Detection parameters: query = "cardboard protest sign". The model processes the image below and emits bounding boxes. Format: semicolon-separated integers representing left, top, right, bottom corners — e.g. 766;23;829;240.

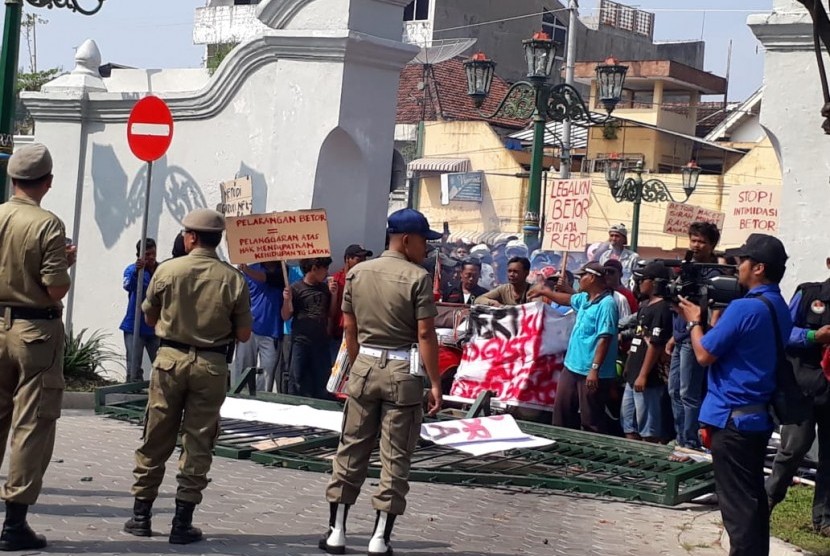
663;202;725;237
224;209;331;265
542;178;591;252
217;176;254;217
721;185;780;247
420;415;554;456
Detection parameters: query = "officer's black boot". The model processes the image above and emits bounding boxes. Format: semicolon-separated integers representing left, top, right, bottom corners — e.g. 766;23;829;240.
0;502;47;551
168;499;203;545
367;511;397;556
318;502;349;554
123;498;153;537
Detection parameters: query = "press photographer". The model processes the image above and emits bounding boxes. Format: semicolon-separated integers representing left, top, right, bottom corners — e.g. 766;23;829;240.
675;233;792;556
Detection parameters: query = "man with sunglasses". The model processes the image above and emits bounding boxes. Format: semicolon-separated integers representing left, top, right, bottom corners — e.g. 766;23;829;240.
530;262;619;434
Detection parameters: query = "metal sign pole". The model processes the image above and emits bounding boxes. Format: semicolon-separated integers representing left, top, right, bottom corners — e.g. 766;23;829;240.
130;160;153;381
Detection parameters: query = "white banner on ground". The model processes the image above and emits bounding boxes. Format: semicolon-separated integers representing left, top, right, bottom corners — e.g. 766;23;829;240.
420;415;554;456
219;397;343;432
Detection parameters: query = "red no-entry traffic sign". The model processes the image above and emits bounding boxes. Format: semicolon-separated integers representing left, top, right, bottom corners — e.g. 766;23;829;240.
127;96;173;162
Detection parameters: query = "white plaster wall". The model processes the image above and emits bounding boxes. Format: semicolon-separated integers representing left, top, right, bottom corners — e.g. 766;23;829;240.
729;115;764;144
23;0;417;378
750;0;830;295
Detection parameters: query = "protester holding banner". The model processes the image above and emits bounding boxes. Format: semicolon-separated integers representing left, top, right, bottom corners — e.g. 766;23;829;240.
232;262;286;393
321;208;442;556
531;262;619;434
281;257;336;400
476;257;531;307
120;238;160;383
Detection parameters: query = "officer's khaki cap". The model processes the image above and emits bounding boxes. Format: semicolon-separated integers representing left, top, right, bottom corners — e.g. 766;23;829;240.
7;143;53;181
183;208;225;232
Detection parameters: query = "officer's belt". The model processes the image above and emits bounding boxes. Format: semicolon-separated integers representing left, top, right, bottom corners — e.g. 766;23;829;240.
160;339;229;355
359;346;410;362
730;403;769;418
0;305;62;320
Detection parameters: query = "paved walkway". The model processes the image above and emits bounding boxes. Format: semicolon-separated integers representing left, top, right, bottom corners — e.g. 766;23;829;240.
1;412;741;555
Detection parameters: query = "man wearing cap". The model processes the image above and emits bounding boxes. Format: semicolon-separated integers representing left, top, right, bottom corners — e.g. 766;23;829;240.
0;144;75;550
597;224;639;283
330;245;372;361
677;233;793;556
124;208;252;544
766;257;830;538
321;208;442;556
469;244;496;289
530;262;619;434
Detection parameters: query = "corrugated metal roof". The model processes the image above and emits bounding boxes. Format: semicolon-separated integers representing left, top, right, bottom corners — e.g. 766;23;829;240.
509;120;589;149
408;158;471;173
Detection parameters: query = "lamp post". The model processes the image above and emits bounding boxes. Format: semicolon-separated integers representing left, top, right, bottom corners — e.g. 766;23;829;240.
0;0;105;196
464;35;628;247
604;159;702;251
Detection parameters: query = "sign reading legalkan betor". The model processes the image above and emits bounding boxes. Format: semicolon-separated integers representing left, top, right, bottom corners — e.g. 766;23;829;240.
224;209;332;265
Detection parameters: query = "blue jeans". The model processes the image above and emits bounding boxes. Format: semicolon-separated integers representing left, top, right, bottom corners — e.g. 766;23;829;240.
669;339;706;448
621;383;665;439
123;332;160;382
288;339;332;400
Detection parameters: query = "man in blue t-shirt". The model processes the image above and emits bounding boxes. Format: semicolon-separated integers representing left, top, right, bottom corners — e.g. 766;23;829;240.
120;239;159;382
531;262;619;434
232;261;286;392
677;233;793;556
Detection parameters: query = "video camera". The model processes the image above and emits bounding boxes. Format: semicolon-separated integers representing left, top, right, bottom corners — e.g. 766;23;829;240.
638;251;744;309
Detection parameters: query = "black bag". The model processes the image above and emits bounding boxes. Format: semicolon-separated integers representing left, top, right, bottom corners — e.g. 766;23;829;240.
758;296;811;426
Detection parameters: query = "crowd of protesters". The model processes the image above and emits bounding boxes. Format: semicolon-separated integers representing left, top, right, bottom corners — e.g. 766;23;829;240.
117;219;828;556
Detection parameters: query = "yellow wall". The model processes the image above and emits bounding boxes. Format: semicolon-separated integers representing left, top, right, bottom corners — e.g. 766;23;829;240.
417;121;527;234
414;122;782;252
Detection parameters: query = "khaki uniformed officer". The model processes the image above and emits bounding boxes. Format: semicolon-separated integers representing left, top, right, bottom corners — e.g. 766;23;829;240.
0;144;74;551
320;209;443;556
124;208;251;544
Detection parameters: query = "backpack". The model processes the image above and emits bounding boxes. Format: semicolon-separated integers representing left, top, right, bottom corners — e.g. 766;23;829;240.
757;296;811;426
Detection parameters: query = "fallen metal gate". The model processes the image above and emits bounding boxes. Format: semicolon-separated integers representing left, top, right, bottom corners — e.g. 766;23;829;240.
95;381;715;505
94;379;341;460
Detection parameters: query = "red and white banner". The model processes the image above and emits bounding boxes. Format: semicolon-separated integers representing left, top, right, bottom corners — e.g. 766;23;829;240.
420;415;555;456
451;303;575;410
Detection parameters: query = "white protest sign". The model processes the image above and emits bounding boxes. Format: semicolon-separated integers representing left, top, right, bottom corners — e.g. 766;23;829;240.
721;184;780;246
218;176;253;217
542;178;591;252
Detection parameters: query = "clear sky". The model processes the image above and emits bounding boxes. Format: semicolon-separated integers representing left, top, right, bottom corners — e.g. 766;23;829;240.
29;0;770;102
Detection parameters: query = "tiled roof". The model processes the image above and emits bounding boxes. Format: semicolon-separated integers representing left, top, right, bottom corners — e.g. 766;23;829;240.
396;57;528;130
695;102;730;137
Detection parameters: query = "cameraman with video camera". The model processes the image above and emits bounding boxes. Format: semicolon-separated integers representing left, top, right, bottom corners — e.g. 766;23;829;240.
667;221;723;450
676;233;792;556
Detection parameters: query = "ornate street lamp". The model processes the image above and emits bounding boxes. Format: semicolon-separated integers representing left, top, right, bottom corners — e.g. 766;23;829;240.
464;37;628;247
605;159;702;250
522;31;557;83
0;0;106;196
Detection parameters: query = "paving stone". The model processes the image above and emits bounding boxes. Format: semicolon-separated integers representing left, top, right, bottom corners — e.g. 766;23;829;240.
0;413;736;556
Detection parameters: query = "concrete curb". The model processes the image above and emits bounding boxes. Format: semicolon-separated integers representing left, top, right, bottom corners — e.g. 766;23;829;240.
721;528;816;555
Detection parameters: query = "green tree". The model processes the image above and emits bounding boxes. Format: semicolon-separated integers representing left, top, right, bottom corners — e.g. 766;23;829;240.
14;11;62;135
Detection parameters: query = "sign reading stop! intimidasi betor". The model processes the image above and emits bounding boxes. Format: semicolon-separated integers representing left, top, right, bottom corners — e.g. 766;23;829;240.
224;209;332;265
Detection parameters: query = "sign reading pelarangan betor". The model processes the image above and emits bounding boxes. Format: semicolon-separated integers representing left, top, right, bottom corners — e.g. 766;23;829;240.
224;209;331;265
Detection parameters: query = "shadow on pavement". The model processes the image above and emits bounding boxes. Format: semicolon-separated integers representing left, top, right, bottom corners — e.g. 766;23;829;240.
48;533;519;555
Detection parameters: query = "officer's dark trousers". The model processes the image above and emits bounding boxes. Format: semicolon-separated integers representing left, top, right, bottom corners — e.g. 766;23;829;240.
710;423;771;556
766;399;830;529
